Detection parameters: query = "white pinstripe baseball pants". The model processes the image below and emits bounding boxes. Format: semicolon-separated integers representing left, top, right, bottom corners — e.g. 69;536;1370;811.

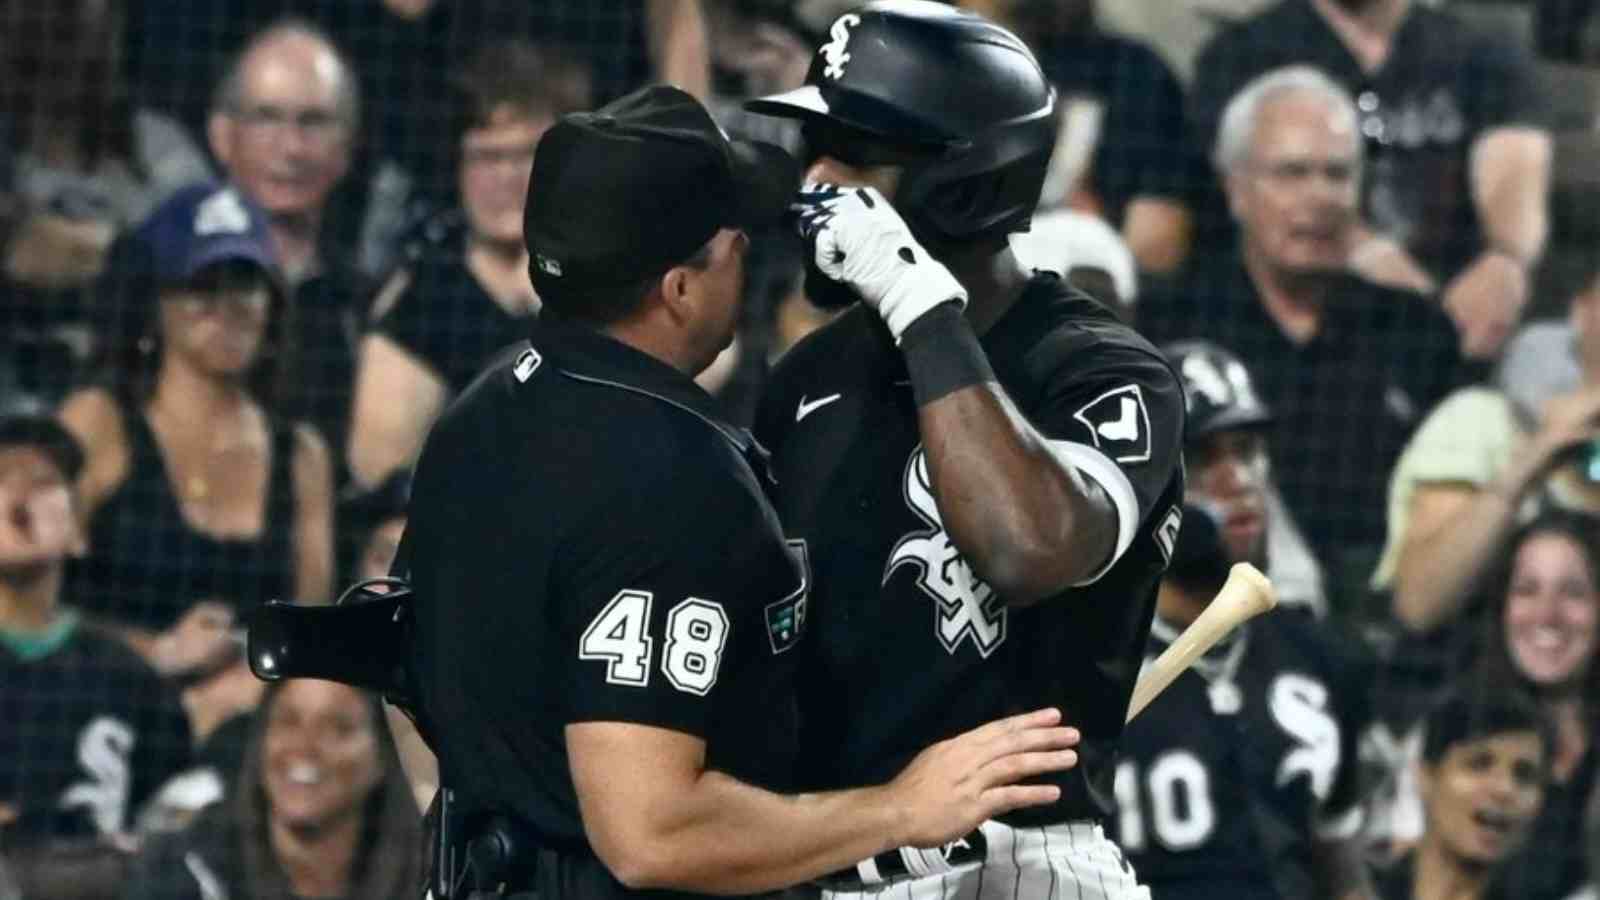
822;821;1151;900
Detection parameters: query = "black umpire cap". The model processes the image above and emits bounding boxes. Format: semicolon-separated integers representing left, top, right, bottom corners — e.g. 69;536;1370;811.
525;84;799;306
0;392;84;481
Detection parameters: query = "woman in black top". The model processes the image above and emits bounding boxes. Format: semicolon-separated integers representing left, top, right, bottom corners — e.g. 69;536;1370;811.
1468;513;1600;899
345;40;590;489
127;678;423;900
57;184;333;711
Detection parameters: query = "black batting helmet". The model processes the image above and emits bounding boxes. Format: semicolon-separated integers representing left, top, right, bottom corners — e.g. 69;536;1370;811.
745;0;1056;246
1163;340;1275;443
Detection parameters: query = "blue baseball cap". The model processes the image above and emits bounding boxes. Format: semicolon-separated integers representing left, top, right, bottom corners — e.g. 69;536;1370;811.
134;183;282;286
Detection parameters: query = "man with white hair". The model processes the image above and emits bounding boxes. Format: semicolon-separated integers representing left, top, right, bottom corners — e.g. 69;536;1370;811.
1187;0;1551;360
208;20;368;482
1139;65;1464;606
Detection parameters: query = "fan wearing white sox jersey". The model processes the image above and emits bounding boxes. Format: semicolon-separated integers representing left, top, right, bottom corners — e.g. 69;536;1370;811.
0;392;191;849
1110;341;1377;900
749;4;1185;898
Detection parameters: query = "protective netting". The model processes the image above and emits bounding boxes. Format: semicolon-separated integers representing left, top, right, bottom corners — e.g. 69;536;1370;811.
2;1;1598;898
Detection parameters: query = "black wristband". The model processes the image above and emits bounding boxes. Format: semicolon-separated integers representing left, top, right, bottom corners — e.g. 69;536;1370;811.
899;302;995;406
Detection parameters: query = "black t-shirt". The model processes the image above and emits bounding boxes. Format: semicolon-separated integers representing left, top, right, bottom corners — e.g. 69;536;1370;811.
754;273;1186;824
1187;0;1546;279
374;251;533;397
1035;29;1189;225
1112;608;1372;900
0;615;192;843
1137;257;1465;594
404;320;804;867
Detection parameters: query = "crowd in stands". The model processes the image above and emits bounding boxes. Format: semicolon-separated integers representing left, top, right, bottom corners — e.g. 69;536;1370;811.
3;0;1600;898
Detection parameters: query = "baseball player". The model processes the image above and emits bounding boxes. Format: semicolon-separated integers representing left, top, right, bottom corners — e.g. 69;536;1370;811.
1109;341;1376;900
747;3;1186;896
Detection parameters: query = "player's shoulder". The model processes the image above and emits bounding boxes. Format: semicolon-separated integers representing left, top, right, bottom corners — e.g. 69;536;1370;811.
1008;273;1180;385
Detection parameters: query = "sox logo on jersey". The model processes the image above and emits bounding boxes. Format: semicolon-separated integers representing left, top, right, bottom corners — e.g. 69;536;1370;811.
884;447;1008;658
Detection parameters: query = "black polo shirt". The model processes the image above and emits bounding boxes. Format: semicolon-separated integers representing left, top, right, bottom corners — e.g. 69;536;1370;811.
1137;257;1465;597
403;318;804;858
1187;0;1546;280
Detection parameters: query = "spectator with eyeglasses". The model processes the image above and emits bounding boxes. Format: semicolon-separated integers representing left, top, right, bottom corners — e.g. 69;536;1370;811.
1138;65;1465;609
207;19;372;485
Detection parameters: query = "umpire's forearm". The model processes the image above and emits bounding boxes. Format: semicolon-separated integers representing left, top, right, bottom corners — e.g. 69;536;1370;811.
614;771;906;894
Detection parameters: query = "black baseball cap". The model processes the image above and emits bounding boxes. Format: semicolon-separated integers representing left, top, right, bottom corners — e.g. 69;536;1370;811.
0;393;84;481
524;85;799;303
1162;340;1275;443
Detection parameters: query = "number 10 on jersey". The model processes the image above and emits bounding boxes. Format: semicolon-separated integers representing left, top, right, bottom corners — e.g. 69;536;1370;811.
580;590;731;695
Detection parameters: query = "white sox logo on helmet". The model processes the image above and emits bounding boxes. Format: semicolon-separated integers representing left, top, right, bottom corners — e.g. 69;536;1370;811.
884;447;1007;657
820;13;861;80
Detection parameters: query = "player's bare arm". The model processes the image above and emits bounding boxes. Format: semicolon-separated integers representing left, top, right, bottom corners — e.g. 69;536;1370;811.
915;369;1116;604
794;184;1116;603
567;709;1078;894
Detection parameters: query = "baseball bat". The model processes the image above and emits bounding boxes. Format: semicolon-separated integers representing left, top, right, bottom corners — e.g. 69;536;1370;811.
1125;562;1277;723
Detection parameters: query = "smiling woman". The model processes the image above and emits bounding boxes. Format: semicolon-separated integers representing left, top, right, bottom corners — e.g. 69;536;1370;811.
126;679;422;900
1467;512;1600;900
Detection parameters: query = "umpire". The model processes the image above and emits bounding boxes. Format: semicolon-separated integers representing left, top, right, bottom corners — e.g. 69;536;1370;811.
399;84;1082;899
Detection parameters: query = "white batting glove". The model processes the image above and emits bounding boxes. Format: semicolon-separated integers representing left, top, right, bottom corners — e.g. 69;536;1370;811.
792;183;967;342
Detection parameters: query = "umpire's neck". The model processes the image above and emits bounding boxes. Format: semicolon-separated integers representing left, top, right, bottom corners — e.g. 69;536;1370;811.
942;242;1035;337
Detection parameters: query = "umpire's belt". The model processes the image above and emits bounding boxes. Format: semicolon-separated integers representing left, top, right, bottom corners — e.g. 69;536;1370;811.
817;827;989;890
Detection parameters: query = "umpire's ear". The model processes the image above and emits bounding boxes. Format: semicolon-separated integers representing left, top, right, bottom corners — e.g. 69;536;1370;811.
658;263;695;326
656;235;721;328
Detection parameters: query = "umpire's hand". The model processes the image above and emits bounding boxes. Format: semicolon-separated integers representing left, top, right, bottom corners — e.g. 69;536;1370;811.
880;707;1079;849
792;183;967;343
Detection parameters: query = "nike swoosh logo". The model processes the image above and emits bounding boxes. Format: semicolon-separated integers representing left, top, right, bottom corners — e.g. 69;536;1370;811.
796;393;843;422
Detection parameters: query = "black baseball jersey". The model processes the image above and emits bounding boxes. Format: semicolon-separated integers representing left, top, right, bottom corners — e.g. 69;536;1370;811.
405;320;805;865
1;615;192;842
754;272;1186;824
1111;609;1372;900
